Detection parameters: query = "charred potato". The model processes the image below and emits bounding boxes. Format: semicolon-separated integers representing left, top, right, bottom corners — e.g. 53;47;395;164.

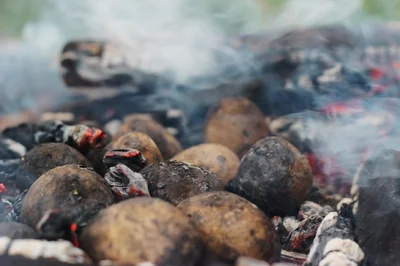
226;136;313;217
115;114;182;159
177;191;281;263
110;132;163;165
20;143;92;181
140;161;224;205
171;143;240;185
80;197;202;266
20;164;114;228
205;97;269;158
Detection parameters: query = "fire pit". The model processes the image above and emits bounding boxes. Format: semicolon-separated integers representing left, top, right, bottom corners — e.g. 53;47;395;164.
1;11;400;266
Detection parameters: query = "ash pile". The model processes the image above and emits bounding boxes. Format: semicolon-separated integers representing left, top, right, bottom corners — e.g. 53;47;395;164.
0;22;400;266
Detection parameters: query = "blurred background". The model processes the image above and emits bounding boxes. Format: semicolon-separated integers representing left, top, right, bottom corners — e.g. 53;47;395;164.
0;0;399;114
0;0;399;37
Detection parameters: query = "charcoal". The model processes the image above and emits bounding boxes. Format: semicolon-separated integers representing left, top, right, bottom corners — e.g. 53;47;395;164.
271;216;289;245
11;189;28;219
104;164;150;201
103;149;147;172
0;137;26;160
298;201;333;221
354;149;400;265
282;217;300;233
2;123;37;150
0;159;23;185
305;205;356;266
0;236;92;265
0;184;17;222
279;250;307;265
282;215;323;254
37;210;79;247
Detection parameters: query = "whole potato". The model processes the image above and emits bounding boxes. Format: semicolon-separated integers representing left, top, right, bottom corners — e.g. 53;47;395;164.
171;143;240;185
178;192;281;263
115;114;182;159
226;136;313;217
18;143;92;189
20;164;114;228
80;197;202;266
140;161;224;205
205;97;269;158
110;132;163;165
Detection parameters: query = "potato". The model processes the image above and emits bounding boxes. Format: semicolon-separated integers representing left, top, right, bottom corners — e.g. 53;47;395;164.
110;132;163;165
18;143;92;189
140;161;224;205
20;164;114;228
205;97;269;158
115;114;182;159
171;143;240;185
0;222;37;239
177;191;281;263
80;197;202;266
226;136;313;217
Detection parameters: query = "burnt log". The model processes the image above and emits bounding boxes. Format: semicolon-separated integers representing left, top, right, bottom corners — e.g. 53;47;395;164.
354;149;400;265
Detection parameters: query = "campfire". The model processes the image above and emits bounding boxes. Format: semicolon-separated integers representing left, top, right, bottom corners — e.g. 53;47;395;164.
1;3;400;265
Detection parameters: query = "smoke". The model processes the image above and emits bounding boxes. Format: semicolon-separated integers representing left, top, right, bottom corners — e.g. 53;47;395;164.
281;97;400;186
19;0;266;84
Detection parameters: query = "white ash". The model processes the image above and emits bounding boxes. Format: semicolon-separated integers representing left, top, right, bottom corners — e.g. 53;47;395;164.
305;208;358;266
300;201;333;220
64;125;89;145
319;252;357;266
283;216;300;232
106;164;150;199
298;74;313;89
306;212;338;265
316;212;338;234
104;119;122;136
317;64;342;84
167;127;179;136
166;109;183;119
0;237;91;264
323;238;364;263
3;138;26;157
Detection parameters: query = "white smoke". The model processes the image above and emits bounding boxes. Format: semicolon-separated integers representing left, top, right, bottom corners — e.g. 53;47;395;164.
19;0;264;83
0;0;392;114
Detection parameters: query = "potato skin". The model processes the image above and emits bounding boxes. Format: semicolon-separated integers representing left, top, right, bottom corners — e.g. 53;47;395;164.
205;97;269;158
171;144;239;185
115;114;183;159
80;197;203;266
110;131;163;165
226;136;313;217
20;164;114;228
0;222;37;239
177;191;281;263
21;143;92;180
140;161;224;205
